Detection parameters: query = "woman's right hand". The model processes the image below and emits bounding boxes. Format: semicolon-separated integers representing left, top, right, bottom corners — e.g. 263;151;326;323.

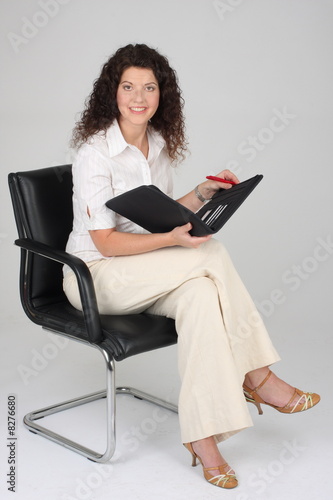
169;223;212;248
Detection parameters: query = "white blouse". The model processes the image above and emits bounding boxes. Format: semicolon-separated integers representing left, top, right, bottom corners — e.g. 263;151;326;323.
65;119;173;266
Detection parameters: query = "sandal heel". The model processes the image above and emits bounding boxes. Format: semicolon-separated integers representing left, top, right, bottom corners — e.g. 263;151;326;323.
252;400;263;415
244;391;263;415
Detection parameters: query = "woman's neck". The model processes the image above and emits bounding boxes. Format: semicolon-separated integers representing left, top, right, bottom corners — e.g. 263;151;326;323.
117;119;149;158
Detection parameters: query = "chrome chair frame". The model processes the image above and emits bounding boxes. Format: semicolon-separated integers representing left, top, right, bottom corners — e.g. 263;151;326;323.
24;329;178;463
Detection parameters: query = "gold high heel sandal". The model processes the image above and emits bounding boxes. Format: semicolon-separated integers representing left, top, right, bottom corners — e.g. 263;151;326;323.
183;443;238;489
243;369;321;415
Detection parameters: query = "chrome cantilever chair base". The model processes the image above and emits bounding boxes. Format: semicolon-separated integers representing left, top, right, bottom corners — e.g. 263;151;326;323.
23;330;178;463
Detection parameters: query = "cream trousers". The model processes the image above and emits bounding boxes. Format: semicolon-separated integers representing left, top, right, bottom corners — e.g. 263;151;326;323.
63;238;280;444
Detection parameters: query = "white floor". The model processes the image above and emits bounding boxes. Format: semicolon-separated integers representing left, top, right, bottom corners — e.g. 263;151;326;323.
1;314;332;500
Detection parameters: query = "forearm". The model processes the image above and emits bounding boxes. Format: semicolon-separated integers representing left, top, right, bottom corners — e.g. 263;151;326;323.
176;183;213;212
90;223;212;257
90;229;174;257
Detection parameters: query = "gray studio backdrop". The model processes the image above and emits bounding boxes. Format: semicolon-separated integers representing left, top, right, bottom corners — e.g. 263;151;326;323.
1;0;332;399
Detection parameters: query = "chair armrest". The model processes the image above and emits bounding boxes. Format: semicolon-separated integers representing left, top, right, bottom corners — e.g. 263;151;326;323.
14;238;103;344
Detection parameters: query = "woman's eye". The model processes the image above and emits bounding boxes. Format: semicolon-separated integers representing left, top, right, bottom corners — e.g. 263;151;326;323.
123;85;132;91
146;86;156;92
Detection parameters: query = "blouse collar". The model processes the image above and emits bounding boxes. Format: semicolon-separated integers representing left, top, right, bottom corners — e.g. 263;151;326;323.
105;119;166;160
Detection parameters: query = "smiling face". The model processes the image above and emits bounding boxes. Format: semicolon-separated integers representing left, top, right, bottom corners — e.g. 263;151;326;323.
116;66;160;132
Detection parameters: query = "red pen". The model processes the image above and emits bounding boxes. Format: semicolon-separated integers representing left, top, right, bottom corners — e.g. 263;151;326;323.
206;175;237;185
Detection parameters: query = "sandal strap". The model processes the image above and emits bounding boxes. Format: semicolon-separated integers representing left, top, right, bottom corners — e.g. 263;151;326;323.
203;463;233;475
249;369;272;395
282;388;314;412
204;465;237;486
204;464;228;472
281;388;298;410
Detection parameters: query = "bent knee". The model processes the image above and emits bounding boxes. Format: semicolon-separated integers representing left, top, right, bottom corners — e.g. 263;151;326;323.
181;276;219;304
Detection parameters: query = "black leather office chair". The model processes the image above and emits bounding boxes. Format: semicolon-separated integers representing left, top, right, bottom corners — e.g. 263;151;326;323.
8;164;178;463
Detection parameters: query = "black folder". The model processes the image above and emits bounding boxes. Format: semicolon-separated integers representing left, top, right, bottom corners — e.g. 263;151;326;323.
106;174;263;236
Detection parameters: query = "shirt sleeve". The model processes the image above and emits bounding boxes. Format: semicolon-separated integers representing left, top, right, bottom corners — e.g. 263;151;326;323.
73;144;116;231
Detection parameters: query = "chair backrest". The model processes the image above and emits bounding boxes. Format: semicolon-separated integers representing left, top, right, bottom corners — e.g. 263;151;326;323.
8;165;73;308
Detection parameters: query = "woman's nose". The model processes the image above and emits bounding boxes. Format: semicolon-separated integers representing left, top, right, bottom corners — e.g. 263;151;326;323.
133;89;144;102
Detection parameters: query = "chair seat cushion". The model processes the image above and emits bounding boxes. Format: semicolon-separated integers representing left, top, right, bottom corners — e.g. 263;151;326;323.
35;300;177;361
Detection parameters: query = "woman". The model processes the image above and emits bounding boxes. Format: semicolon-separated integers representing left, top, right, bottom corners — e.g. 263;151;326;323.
64;43;320;489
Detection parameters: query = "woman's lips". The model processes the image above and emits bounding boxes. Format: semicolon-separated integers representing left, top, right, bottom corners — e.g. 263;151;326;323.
129;107;147;114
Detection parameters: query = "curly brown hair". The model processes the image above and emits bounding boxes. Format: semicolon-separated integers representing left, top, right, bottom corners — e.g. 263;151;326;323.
71;43;188;163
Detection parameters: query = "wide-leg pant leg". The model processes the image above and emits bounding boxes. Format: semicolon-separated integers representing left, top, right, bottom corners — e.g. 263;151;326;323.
146;277;255;444
63;238;280;443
